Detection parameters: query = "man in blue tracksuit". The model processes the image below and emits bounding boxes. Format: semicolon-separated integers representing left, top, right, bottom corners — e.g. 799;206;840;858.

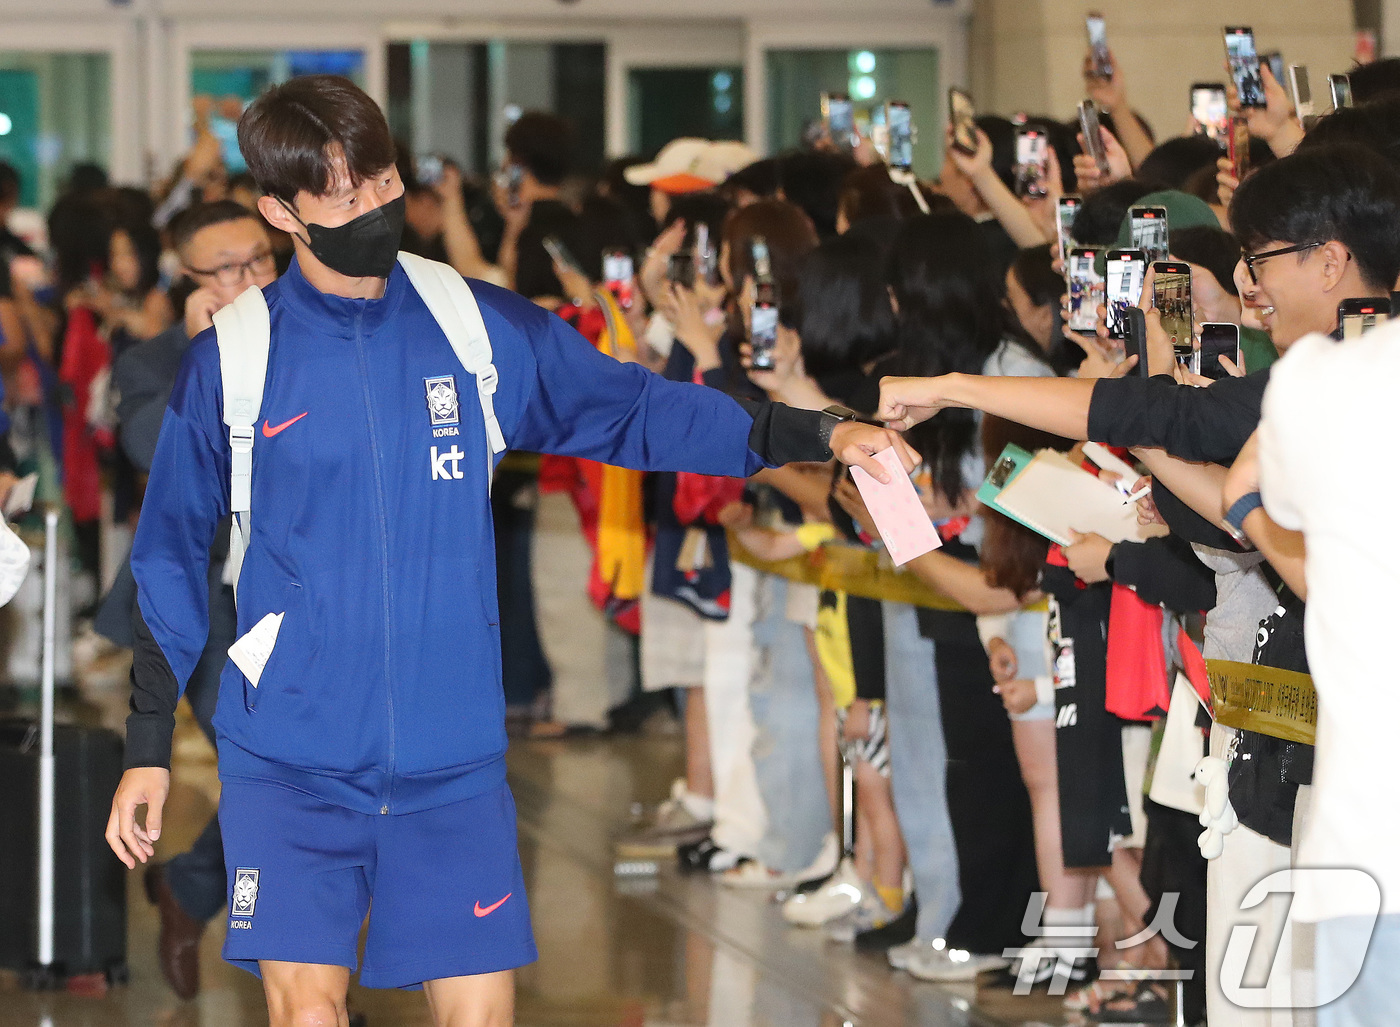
106;76;912;1026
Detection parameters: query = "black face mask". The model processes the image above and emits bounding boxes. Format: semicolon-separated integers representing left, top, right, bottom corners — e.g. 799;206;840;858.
281;193;405;279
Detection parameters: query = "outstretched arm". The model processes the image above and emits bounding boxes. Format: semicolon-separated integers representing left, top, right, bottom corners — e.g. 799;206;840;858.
878;372;1096;441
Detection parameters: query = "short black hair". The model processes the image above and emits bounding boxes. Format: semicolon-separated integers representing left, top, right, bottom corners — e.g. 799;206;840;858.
1169;225;1242;297
1070;178;1159;246
1347;57;1400;104
659;190;731;237
776;150;859;239
724;157;781;199
238;74;397;202
1231;141;1400;292
504;112;576;187
169;200;262;255
0;162;18;206
1301;94;1400;170
1137;135;1225;191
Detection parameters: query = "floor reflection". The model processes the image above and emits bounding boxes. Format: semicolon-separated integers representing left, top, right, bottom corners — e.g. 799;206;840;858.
3;677;1068;1026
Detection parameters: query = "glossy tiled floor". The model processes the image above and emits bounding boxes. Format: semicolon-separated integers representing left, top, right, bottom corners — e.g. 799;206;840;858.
1;651;1074;1027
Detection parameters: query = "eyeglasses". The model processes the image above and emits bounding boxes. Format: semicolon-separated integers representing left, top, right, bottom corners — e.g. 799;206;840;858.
186;251;276;286
1241;242;1321;284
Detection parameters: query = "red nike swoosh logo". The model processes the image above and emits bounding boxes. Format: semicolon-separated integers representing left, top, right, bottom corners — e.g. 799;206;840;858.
473;893;512;918
262;413;308;438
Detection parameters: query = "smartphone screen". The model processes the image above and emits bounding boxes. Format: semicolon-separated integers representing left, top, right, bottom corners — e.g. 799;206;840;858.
1056;196;1082;264
949;88;978;156
1228;116;1252;180
1152;261;1194;362
1078;100;1109;172
1086;14;1113;78
823;93;854;149
1105;249;1146;338
1067;247;1104;333
1340;299;1386;340
1130;206;1169;264
1197;322;1240;379
1015;128;1049;198
750;303;780;370
1289;65;1313;119
1191;84;1229;142
603;249;634;310
886;102;914;170
1263;51;1285;88
1330;74;1353;110
1224;27;1266;108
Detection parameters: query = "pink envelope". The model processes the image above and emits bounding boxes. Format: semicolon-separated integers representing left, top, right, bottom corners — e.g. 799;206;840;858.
849;448;943;567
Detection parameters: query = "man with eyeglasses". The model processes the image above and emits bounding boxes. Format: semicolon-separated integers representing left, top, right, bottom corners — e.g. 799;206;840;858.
100;199;278;1001
874;142;1400;1025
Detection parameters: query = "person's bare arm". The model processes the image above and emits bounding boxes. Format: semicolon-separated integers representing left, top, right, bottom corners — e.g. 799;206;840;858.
0;299;25;374
437;165;505;282
1131;448;1230;526
1085;51;1153;168
953;127;1051;248
730;526;809;563
1224;429;1307;597
903;549;1031;614
879;373;1096;441
1239;510;1307;598
752;463;836;523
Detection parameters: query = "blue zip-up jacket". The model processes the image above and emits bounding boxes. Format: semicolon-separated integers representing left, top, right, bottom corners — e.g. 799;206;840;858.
128;257;828;814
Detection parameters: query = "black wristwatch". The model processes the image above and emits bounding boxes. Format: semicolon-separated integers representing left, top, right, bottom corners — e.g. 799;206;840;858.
818;404;860;452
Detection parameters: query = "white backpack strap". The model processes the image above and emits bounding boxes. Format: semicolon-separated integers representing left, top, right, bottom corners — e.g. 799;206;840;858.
397;253;506;478
212;285;272;602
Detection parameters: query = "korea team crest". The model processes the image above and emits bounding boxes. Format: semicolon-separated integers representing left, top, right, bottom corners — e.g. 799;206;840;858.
425;376;461;428
232;867;260;918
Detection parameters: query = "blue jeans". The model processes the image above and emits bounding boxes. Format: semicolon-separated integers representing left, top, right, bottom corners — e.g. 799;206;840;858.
882;602;960;941
166;580;237;923
1317;913;1400;1027
748;575;830;873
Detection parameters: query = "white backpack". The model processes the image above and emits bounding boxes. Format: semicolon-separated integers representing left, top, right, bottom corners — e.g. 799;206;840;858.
210;252;508;598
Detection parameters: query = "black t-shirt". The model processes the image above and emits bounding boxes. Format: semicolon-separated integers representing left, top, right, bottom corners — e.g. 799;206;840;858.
515;200;579;301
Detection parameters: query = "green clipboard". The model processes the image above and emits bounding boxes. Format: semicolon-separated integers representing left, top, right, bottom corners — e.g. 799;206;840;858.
976;443;1037;530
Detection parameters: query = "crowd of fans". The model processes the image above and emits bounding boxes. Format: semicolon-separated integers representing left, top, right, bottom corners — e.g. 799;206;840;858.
4;26;1399;1026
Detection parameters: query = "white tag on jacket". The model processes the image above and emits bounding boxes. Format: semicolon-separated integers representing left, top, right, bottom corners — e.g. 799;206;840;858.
0;518;31;608
228;612;284;687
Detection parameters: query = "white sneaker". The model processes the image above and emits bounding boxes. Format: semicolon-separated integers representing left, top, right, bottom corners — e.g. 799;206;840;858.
825;889;899;943
782;857;864;927
887;935;937;971
721;859;805;889
790;832;840;887
903;939;1009;982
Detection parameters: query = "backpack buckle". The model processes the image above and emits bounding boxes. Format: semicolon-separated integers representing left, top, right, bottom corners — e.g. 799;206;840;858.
229;424;255;454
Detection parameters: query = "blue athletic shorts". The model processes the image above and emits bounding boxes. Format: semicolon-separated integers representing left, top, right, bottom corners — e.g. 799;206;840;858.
217;777;537;989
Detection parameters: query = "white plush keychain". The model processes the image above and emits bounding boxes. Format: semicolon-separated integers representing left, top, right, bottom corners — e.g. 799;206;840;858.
0;516;32;607
1193;755;1239;860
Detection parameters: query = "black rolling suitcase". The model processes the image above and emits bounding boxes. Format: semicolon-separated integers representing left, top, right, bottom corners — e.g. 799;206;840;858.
0;510;127;986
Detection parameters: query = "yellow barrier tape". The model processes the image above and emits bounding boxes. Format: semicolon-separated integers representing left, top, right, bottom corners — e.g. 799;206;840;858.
729;538;967;612
1206;659;1317;746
